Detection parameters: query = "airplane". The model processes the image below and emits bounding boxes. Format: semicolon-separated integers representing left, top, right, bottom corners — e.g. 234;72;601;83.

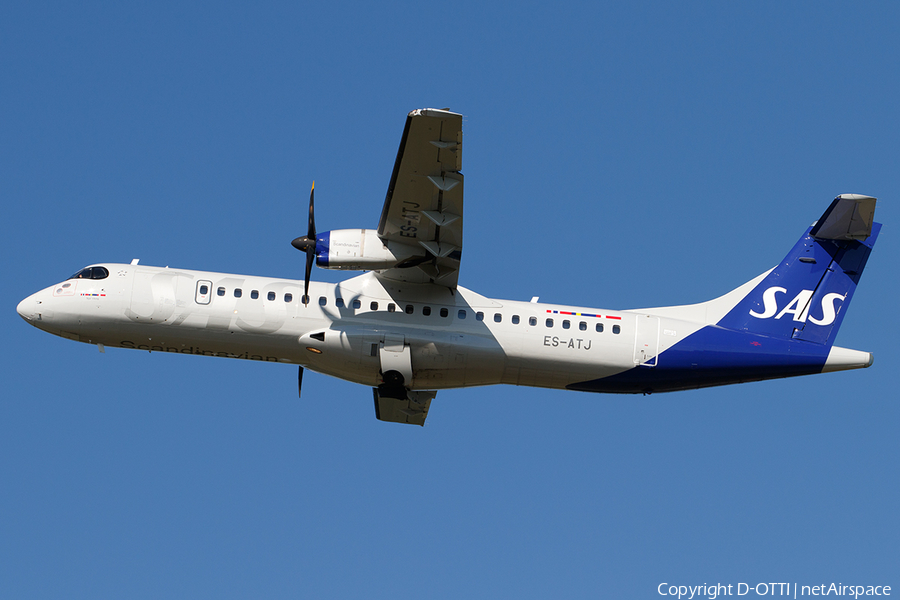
17;108;881;426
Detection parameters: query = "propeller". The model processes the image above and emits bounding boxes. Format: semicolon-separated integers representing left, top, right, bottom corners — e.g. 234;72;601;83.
291;182;317;305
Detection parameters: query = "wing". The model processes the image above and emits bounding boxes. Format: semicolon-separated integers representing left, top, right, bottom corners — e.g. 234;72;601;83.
373;389;436;426
376;108;463;289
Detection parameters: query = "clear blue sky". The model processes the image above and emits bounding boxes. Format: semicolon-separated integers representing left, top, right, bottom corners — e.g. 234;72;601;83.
2;2;898;598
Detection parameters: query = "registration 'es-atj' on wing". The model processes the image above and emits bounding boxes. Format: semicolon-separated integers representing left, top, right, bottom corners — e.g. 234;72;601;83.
17;109;881;425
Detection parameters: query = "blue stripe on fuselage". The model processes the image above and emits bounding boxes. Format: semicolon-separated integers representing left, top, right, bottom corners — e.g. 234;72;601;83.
567;325;830;394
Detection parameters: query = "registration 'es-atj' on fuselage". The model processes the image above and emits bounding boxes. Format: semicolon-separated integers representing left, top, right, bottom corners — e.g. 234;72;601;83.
17;109;881;425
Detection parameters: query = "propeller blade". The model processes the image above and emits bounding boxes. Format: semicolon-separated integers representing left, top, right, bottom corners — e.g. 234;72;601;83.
308;181;316;239
290;182;317;305
304;245;314;304
298;365;303;398
305;182;315;303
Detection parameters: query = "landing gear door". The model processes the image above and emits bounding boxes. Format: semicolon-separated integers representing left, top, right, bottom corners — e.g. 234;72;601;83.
379;334;413;386
633;315;660;367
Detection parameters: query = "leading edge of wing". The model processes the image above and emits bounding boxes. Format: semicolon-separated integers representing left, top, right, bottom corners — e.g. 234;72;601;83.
378;111;416;235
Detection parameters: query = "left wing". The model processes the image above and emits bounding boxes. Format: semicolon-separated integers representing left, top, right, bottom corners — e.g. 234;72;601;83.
376;108;463;288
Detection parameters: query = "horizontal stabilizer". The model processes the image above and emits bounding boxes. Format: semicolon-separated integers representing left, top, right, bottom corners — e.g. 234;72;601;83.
810;194;876;241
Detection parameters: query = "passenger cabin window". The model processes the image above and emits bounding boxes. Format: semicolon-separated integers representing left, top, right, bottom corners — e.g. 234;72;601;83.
388;303;396;313
234;289;242;298
267;291;276;301
319;297;327;306
352;299;361;309
370;301;378;310
562;320;570;329
458;310;467;319
285;293;293;303
69;266;109;280
405;304;414;314
546;318;553;327
494;313;502;323
422;306;431;316
579;321;587;331
529;317;537;326
512;315;520;325
596;323;604;333
217;287;226;296
440;308;448;318
335;298;345;308
613;324;621;334
476;312;484;321
251;290;259;299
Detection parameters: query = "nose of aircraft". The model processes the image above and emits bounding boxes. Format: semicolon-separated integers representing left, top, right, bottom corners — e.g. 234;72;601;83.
17;294;37;322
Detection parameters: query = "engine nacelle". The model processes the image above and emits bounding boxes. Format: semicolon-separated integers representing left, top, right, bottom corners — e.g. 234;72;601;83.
315;229;424;271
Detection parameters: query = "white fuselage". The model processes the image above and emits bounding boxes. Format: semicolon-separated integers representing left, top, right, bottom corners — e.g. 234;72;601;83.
19;263;695;390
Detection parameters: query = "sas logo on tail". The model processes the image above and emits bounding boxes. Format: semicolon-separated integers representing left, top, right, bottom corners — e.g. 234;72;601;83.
749;287;845;326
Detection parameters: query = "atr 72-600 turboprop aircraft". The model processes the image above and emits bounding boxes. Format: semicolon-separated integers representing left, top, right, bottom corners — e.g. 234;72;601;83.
18;109;881;425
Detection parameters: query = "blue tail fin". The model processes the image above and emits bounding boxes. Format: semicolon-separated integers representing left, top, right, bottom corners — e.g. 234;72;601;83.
717;195;880;346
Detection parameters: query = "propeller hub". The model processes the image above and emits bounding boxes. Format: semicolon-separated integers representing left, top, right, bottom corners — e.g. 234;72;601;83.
291;236;316;252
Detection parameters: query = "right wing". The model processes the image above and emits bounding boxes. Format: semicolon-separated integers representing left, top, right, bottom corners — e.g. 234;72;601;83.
376;108;464;288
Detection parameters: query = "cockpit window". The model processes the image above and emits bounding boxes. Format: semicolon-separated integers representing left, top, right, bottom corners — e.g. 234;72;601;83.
69;266;109;280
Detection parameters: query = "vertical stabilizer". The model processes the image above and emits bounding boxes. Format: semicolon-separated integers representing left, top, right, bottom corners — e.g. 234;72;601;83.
716;195;879;346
